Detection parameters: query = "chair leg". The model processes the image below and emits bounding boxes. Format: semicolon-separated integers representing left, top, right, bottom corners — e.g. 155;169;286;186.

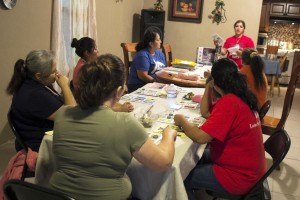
276;77;280;96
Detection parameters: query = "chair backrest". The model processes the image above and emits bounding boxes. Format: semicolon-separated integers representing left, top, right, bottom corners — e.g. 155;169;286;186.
120;42;137;83
277;64;300;130
279;51;288;73
7;108;27;152
3;180;75;200
243;129;291;199
259;100;271;121
266;44;279;60
162;43;173;66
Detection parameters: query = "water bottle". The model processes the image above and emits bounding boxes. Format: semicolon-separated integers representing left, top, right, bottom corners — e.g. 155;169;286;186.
166;84;177;98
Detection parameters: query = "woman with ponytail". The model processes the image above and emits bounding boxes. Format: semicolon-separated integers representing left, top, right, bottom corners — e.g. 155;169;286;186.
174;58;266;199
6;50;76;152
241;48;268;109
71;37;133;112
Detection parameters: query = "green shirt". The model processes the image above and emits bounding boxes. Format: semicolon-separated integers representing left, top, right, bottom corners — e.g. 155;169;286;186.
50;105;148;200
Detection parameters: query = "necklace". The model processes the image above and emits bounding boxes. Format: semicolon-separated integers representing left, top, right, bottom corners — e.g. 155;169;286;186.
235;35;242;44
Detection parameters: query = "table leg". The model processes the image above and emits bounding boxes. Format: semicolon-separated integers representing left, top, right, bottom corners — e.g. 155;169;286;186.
270;75;275;98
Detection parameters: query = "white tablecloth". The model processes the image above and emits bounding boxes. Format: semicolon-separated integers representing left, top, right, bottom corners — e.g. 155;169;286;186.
35;84;206;200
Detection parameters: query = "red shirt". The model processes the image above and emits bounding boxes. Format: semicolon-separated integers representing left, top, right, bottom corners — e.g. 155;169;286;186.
72;58;86;90
200;94;266;195
223;35;255;69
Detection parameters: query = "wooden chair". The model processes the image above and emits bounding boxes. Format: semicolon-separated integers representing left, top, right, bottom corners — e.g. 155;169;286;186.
3;180;75;200
259;100;271;122
275;51;289;96
262;64;300;136
120;43;137;84
162;43;173;66
206;129;291;200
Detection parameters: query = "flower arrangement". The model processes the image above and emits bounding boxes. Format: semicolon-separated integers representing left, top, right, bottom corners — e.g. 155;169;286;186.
210;0;226;24
154;0;163;10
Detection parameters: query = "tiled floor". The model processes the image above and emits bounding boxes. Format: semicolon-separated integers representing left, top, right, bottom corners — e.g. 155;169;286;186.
0;86;300;199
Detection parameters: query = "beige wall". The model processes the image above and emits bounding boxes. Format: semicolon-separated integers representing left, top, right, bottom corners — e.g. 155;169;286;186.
144;0;263;60
0;0;262;142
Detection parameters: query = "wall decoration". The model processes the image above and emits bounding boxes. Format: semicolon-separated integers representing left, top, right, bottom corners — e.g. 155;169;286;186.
168;0;203;23
154;0;163;10
209;0;226;24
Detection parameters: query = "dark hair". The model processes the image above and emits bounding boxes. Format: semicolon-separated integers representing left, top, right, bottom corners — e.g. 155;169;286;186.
234;20;246;29
211;58;258;111
6;50;54;95
71;37;96;60
136;30;160;52
75;54;126;109
242;48;267;91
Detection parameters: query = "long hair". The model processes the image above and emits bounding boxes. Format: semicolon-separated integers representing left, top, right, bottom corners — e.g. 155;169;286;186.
6;50;54;95
211;58;258;111
241;48;267;91
75;54;126;109
136;30;159;52
71;37;96;60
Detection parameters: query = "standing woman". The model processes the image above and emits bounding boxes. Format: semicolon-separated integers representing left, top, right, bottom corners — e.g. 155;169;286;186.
241;48;268;109
50;53;177;200
128;30;166;93
6;50;76;152
71;37;98;90
215;20;255;69
174;58;266;199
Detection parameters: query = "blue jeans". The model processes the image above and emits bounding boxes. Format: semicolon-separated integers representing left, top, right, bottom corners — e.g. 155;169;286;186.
184;149;227;200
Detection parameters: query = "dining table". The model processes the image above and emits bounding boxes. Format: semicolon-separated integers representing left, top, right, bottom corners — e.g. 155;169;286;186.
34;83;206;200
263;58;281;97
155;65;212;88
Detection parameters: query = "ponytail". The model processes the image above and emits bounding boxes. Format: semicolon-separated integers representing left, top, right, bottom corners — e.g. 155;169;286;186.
6;59;27;95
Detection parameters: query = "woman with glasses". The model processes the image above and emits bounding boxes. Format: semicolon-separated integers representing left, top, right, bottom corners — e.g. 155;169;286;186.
6;49;76;152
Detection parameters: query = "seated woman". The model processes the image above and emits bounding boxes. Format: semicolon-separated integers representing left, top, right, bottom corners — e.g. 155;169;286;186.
127;30;166;93
240;48;268;110
6;50;76;152
50;53;177;200
72;37;133;112
174;58;266;199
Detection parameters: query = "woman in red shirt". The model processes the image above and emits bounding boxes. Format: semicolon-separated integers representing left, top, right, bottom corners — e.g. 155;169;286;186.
215;20;255;69
174;58;266;199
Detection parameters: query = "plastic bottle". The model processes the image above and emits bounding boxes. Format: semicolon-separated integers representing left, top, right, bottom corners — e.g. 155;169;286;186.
166;84;177;98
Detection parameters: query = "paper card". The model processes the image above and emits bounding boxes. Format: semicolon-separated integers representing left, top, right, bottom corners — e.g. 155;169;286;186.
147;82;166;89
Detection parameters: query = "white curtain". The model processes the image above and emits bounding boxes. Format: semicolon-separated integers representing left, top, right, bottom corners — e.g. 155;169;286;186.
51;0;97;90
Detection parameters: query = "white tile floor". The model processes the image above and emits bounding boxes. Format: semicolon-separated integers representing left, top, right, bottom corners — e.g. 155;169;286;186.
0;86;300;199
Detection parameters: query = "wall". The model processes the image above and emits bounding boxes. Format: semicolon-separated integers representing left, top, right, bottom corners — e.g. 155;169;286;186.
143;0;263;61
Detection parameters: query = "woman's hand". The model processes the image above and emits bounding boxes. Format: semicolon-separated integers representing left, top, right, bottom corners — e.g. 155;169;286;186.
121;102;134;112
162;126;177;141
55;73;69;89
174;114;186;127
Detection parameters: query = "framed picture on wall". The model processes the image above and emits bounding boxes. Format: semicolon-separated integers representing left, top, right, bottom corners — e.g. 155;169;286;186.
168;0;203;23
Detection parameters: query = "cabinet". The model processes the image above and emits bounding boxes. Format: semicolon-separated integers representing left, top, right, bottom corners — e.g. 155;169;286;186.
259;2;270;32
270;3;300;17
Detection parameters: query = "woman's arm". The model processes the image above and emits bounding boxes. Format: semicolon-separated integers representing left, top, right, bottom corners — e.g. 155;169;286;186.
137;70;156;83
112;102;134;112
200;79;214;119
174;114;213;144
133;126;177;171
48;74;76;120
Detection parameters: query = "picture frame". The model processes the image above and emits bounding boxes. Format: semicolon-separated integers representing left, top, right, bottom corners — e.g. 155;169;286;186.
168;0;203;23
